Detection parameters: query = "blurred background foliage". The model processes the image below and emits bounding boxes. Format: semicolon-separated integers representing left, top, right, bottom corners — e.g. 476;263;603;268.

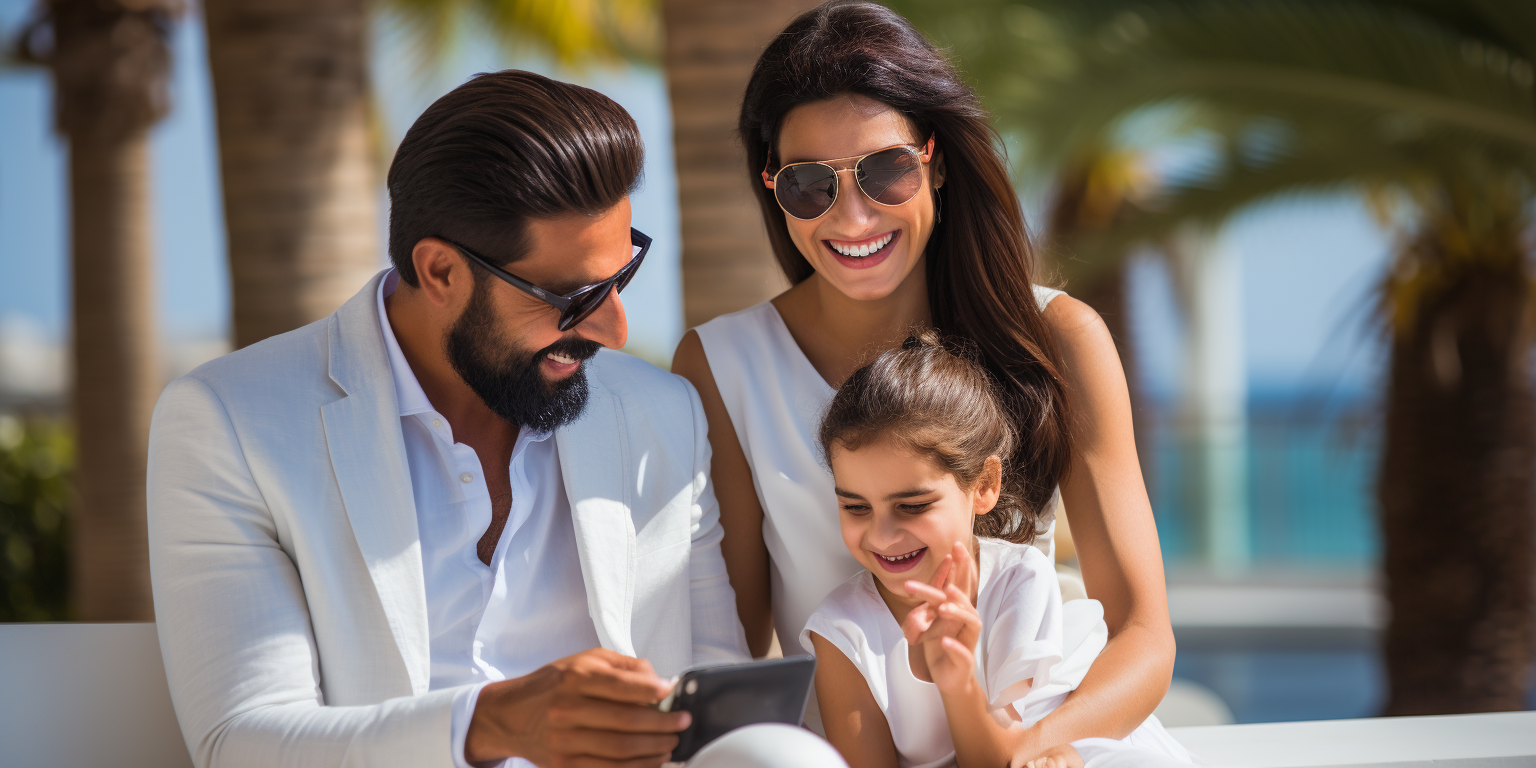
0;415;72;621
378;0;659;70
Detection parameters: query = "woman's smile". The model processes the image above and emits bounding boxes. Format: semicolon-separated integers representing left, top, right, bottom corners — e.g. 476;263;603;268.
824;230;900;270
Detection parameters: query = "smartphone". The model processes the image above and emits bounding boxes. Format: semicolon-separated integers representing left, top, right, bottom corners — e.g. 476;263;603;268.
657;655;817;761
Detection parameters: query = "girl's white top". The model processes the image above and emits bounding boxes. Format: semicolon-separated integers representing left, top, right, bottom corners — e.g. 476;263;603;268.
693;287;1064;674
798;538;1192;768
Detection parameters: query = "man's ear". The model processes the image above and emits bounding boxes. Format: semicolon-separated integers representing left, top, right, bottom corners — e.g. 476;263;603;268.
973;455;1002;516
412;238;471;308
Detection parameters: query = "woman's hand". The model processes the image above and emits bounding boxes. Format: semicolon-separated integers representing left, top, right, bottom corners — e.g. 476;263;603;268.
902;542;983;693
1020;743;1083;768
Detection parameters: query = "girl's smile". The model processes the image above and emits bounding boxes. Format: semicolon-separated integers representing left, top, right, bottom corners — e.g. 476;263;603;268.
872;545;927;572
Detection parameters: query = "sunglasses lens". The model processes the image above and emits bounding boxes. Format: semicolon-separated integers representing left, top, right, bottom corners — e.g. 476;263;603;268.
775;163;838;219
615;250;643;293
559;284;612;331
857;147;923;206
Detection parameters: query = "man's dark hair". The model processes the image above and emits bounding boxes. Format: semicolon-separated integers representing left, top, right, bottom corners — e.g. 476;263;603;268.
387;70;644;286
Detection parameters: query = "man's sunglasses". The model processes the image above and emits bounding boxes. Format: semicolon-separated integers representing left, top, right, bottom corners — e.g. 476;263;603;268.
443;228;651;331
763;136;934;221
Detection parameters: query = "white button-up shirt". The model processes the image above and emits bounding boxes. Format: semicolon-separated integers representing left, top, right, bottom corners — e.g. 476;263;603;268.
378;271;601;768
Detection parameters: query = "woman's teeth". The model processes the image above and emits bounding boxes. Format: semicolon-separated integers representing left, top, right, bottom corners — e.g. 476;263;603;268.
547;351;578;365
830;232;894;258
877;548;924;563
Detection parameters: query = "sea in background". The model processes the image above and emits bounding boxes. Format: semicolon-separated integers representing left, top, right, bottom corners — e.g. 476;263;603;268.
1150;391;1380;566
1146;392;1536;721
1149;390;1385;723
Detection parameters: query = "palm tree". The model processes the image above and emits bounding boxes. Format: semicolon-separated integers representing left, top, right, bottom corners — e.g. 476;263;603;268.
903;0;1536;714
203;0;380;350
206;0;654;350
659;0;818;328
1038;149;1159;474
13;0;183;621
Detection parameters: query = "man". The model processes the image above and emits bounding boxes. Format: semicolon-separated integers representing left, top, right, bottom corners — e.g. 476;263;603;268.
147;71;838;768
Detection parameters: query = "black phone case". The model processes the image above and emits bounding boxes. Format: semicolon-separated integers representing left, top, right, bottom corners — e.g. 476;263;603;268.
667;655;817;762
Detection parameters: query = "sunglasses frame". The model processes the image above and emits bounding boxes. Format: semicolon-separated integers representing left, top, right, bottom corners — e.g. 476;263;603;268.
442;227;652;331
764;135;935;221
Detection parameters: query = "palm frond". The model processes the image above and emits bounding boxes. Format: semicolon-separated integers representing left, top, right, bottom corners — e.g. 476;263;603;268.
995;1;1536;170
377;0;659;79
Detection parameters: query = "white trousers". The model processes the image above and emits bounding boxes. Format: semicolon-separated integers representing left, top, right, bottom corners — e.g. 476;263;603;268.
684;724;848;768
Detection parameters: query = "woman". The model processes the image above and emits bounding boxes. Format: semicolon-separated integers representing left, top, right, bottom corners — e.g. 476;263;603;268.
671;3;1174;760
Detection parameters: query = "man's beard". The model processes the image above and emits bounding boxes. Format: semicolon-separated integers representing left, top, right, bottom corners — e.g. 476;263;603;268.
445;278;601;433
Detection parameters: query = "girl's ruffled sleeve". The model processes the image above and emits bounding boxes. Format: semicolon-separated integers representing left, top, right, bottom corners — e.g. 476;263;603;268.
981;548;1066;710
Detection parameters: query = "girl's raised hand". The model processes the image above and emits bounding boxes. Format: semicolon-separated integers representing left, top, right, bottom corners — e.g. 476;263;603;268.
902;542;983;692
900;550;951;644
903;542;980;647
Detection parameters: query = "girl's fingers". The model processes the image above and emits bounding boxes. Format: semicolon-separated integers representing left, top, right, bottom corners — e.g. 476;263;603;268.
951;541;976;596
939;635;974;667
936;607;981;652
904;580;948;606
902;605;935;642
940;584;982;645
938;597;982;628
944;583;973;606
930;554;954;591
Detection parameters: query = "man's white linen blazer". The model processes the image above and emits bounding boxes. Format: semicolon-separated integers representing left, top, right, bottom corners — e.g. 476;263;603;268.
147;271;750;768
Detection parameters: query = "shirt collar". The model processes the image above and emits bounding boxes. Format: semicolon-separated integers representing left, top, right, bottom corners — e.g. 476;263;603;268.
376;270;555;444
377;269;436;417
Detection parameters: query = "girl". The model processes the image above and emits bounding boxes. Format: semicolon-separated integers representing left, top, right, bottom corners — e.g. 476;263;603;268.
672;2;1175;756
802;332;1192;768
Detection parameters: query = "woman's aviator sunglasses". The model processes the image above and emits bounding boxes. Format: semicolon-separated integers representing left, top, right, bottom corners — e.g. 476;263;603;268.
764;136;934;221
443;228;651;331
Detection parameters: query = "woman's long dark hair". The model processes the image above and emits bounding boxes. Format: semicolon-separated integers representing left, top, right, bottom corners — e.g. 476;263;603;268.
739;1;1072;520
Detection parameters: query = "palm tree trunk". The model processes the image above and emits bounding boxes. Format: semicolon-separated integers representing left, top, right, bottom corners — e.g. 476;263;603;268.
68;130;161;621
1379;208;1536;714
31;0;181;621
1043;156;1155;515
661;0;813;328
203;0;380;349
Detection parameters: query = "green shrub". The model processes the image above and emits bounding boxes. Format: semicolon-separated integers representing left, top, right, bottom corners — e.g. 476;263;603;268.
0;413;73;621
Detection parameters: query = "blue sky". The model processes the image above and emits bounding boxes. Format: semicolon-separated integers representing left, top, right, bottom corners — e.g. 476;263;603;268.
0;1;1390;397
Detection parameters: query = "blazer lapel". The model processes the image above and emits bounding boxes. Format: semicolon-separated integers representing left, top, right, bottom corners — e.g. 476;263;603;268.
320;272;431;695
556;370;636;656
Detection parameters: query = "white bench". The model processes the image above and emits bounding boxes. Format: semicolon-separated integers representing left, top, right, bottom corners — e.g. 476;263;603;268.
2;623;1531;768
2;622;192;768
1169;712;1536;768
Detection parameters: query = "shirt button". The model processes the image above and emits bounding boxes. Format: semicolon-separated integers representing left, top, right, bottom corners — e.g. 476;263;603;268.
460;473;473;484
432;419;442;428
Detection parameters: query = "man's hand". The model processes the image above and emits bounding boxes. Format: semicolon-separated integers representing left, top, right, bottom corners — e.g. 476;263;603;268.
464;648;691;767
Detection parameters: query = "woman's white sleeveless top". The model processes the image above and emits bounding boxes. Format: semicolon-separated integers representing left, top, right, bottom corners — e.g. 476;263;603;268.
694;286;1064;668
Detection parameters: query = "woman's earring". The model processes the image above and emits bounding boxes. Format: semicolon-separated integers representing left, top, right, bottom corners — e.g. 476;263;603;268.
934;190;943;224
